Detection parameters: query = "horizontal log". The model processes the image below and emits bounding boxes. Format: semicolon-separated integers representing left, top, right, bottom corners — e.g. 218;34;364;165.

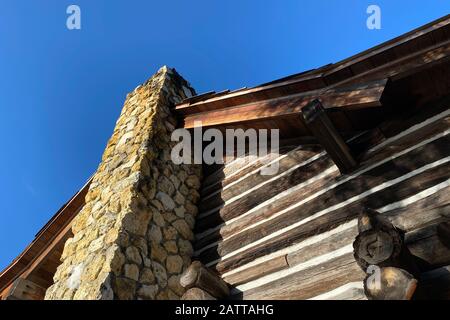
406;226;450;268
308;282;366;300
223;255;288;287
195;160;338;248
388;190;450;232
302;99;358;174
287;223;358;267
364;267;417;300
183;79;388;129
201;144;304;194
237;253;365;300
195;154;334;234
222;221;357;287
362;113;450;166
415;265;450;299
181;288;216;300
199;145;322;212
180;261;229;298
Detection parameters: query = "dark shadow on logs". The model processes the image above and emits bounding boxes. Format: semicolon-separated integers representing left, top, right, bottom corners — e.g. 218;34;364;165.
437;221;450;249
414;266;450;300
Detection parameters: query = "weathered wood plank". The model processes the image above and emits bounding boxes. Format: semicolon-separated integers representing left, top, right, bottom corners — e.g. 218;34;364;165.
223;255;288;287
237;254;365;300
201;143;307;194
287;224;358;267
199;145;323;212
195;160;338;247
195;154;334;233
308;282;366;300
406;226;450;268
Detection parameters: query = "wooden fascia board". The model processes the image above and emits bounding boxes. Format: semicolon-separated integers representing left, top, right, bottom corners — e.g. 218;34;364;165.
329;39;450;89
181;79;388;129
0;177;91;293
323;14;450;76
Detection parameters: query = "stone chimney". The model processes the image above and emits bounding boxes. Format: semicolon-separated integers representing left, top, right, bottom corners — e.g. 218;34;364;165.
45;66;202;300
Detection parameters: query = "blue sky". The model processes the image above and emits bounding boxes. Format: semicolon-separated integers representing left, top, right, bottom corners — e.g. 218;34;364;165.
0;1;448;271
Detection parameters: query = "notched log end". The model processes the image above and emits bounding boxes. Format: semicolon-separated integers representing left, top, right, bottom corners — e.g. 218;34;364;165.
364;267;417;300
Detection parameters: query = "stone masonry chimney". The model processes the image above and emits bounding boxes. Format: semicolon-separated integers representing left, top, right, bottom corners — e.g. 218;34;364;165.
45;66;202;300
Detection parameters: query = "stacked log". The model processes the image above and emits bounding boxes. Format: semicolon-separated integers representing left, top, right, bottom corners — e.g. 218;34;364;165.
353;208;419;300
180;261;230;300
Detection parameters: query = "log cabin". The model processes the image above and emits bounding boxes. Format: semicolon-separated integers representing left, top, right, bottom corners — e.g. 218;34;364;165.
1;14;450;300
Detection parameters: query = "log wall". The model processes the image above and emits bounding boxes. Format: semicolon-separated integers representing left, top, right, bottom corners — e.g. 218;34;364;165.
194;105;450;300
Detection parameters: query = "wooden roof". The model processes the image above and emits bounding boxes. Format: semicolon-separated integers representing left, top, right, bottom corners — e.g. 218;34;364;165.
0;177;91;298
0;14;449;299
176;14;450;139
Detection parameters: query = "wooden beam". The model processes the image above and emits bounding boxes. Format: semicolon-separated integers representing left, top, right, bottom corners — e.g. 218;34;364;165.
180;261;229;298
364;267;417;300
302;99;358;174
182;79;388;128
181;288;217;300
415;265;450;299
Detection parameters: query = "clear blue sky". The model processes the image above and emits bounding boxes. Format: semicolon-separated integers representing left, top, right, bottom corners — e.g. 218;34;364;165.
0;1;448;271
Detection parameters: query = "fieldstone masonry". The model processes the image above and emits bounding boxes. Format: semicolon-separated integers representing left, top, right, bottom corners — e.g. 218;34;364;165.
45;66;202;300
